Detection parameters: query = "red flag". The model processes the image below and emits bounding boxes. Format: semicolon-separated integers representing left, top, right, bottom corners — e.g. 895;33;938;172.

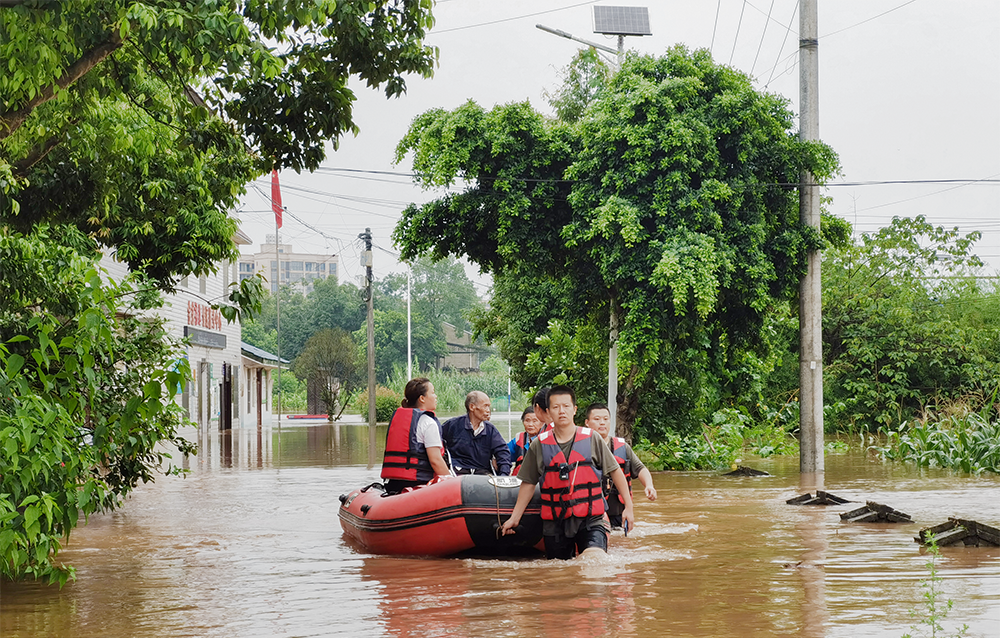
271;169;283;229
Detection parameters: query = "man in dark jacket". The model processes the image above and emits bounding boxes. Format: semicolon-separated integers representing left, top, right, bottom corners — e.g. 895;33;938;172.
442;391;511;475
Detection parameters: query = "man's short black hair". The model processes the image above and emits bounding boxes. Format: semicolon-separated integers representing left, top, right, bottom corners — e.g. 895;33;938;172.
585;402;609;420
532;387;550;410
547;384;576;406
520;407;534;421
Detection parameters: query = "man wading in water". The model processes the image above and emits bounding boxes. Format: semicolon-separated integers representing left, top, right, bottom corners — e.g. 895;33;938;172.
500;385;635;559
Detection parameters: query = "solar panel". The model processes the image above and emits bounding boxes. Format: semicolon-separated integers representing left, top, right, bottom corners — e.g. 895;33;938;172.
593;6;651;36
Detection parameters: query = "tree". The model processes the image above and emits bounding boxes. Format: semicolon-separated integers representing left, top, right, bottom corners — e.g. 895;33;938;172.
1;0;437;283
242;279;365;363
380;255;482;331
815;216;1000;430
394;47;839;441
356;308;447;383
0;227;192;584
293;328;361;421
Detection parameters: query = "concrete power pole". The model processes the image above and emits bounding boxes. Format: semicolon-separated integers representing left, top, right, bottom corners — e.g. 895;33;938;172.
360;229;376;466
798;0;824;475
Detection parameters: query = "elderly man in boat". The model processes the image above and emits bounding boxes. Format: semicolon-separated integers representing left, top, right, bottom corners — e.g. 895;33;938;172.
442;391;511;476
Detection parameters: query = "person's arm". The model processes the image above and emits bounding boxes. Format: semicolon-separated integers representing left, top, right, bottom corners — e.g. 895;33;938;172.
608;467;635;530
492;428;511;475
500;481;536;534
426;446;450;477
637;467;657;501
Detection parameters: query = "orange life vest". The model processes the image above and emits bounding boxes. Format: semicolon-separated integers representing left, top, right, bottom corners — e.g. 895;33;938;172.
539;427;605;521
380;407;441;482
606;436;633;509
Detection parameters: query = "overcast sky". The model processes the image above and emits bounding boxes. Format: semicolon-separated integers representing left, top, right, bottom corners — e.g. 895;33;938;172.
236;0;1000;290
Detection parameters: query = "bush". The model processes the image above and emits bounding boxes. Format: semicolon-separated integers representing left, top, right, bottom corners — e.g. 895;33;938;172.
352;386;401;422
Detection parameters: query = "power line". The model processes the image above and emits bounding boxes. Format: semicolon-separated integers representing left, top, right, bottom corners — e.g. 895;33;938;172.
764;1;798;88
822;0;919;39
730;1;749;65
710;0;722;54
433;0;599;35
750;0;777;76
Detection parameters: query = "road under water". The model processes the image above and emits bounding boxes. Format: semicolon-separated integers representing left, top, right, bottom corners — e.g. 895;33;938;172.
2;419;998;637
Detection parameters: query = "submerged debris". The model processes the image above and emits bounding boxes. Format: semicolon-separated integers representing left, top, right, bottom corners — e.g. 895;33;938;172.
723;466;770;477
916;518;1000;547
786;491;851;506
840;501;912;523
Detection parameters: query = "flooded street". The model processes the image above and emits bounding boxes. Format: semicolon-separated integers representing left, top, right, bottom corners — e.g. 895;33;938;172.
2;420;999;637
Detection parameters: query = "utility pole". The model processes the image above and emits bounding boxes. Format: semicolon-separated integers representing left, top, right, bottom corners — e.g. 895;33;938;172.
360;229;376;465
798;0;824;475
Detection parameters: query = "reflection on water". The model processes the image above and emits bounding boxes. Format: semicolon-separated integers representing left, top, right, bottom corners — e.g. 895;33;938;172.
2;422;999;638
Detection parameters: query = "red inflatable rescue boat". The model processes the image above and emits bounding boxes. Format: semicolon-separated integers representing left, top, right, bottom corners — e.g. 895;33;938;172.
338;475;544;556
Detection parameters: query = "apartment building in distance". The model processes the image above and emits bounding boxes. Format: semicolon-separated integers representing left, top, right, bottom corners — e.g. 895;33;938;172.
239;235;338;292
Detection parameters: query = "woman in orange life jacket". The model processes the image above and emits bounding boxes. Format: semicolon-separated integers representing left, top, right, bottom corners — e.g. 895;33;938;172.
381;378;451;494
584;402;657;529
508;407;542;475
500;385;635;559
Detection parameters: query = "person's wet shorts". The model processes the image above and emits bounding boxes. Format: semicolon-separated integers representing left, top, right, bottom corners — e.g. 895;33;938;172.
543;526;608;560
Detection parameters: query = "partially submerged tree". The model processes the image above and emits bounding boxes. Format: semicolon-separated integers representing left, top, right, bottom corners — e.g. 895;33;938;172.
294;328;361;421
394;47;839;440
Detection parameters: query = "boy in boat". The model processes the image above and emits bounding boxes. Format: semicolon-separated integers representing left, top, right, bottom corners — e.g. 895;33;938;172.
381;378;451;494
508;407;542;474
441;391;511;475
500;385;635;559
584;402;657;529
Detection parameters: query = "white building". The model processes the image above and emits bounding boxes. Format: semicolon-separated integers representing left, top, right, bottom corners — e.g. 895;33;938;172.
101;228;279;430
239;235;338;293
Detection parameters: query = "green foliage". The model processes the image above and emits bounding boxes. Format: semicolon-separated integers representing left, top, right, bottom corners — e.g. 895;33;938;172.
902;534;969;638
243;279;365;363
356;308;447;384
635;404;798;471
395;46;839;442
382;359;522;416
0;228;193;584
2;0;437;283
876;412;1000;474
818;216;1000;432
274;371;307;414
352;386;402;422
293;328;361;421
379;255;483;332
543;48;611;123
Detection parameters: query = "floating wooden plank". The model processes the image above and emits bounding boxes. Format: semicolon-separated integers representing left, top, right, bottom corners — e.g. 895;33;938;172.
840;501;912;523
915;518;1000;547
786;490;851;506
723;466;770;477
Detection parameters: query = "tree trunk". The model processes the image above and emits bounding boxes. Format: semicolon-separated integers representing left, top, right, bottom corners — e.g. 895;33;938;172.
616;363;641;444
0;29;122;139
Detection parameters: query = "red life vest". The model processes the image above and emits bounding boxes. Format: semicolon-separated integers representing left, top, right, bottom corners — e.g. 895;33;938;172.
510;430;536;475
380;407;441;482
607;436;633;506
539;427;605;521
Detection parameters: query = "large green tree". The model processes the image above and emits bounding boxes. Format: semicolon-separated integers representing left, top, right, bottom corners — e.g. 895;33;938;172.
1;0;437;284
0;227;192;584
394;47;839;441
379;255;482;331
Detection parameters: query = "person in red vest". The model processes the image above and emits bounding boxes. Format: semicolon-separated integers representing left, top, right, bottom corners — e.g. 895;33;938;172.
508;406;542;475
500;385;635;559
381;378;451;494
584;402;657;529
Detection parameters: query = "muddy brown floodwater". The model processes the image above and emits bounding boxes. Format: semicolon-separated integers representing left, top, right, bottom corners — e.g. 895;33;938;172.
2;420;999;637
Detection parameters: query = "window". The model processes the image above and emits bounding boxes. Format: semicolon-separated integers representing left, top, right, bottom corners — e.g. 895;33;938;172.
305;262;314;272
318;263;325;272
290;261;303;271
